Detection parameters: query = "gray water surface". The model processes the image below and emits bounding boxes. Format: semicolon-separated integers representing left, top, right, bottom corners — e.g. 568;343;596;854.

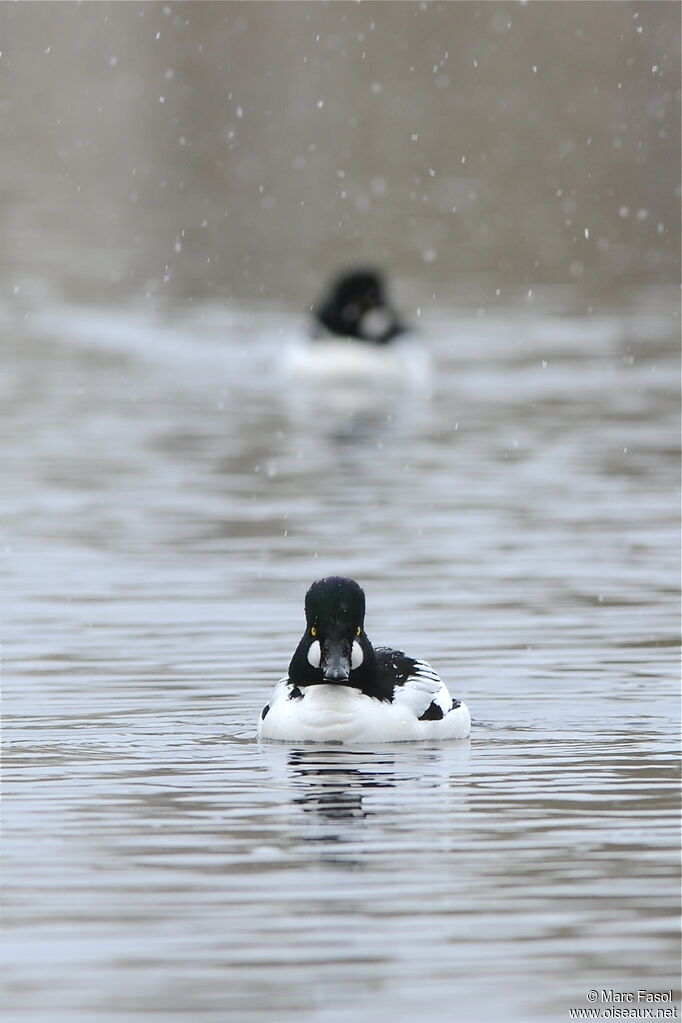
2;297;680;1022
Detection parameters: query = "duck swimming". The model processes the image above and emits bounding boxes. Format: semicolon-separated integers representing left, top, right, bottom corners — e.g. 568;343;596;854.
257;577;471;744
282;268;429;385
312;268;406;345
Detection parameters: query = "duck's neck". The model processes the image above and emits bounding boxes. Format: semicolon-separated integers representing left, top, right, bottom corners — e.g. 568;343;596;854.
350;639;393;700
288;635;393;701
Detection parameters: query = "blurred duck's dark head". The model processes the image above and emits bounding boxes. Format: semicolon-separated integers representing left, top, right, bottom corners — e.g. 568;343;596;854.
289;577;374;687
312;268;405;344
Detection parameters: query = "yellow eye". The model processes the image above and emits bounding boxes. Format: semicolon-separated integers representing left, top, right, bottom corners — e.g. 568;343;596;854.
356;626;362;636
310;626;317;637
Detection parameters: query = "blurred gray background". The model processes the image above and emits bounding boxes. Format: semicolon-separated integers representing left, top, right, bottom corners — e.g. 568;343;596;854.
1;0;679;312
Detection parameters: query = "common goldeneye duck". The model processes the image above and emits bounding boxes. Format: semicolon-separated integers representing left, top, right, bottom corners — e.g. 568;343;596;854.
312;268;406;345
282;268;429;385
257;577;471;744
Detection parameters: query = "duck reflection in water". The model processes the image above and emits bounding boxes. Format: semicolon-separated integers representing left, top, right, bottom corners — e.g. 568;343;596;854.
288;748;396;821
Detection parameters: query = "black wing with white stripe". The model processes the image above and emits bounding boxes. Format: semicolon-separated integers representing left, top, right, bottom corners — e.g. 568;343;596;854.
375;647;459;721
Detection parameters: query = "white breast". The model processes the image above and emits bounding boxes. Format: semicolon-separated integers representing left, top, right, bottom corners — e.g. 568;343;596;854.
257;682;470;744
281;336;430;387
258;684;421;743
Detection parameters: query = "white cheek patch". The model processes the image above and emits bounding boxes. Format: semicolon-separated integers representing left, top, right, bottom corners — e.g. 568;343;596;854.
360;307;392;339
307;640;321;668
351;641;364;669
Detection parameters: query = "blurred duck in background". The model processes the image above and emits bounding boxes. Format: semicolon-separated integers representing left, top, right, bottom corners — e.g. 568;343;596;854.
312;268;406;345
283;267;430;387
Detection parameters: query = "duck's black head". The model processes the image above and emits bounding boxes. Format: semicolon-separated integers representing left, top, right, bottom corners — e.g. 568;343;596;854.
312;268;405;344
305;576;365;633
289;576;378;689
